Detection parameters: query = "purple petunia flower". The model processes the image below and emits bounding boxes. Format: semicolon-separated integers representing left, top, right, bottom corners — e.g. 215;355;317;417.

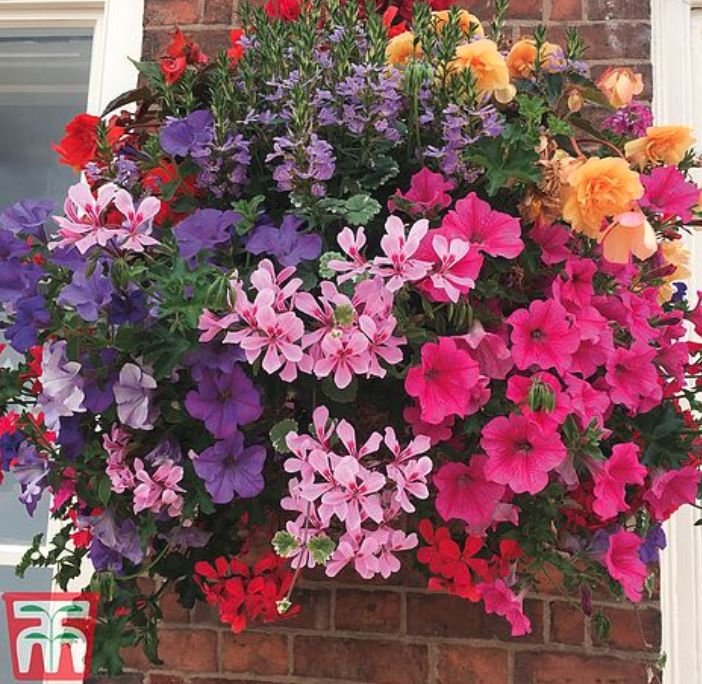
0;432;23;471
83;509;144;573
4;294;50;353
145;436;183;465
108;288;149;325
185;365;263;439
82;349;118;413
13;442;49;515
57;415;86;461
184;344;244;381
38;341;86;432
0;198;54;240
161;526;213;549
190;431;266;503
640;524;667;564
160;109;214;158
113;363;158;430
245;215;322;267
57;263;113;322
174;208;239;259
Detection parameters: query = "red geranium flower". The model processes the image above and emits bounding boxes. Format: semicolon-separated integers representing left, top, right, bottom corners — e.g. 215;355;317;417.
160;29;208;84
264;0;302;21
52;114;100;171
228;29;246;64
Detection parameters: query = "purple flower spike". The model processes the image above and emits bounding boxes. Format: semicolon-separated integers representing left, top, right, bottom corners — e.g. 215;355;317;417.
190;431;266;503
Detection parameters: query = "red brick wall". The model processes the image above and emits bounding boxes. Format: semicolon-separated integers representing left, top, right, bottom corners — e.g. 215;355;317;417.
104;1;659;683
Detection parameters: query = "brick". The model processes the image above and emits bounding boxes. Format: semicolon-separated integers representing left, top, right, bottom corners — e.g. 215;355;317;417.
462;0;543;20
203;0;234;23
548;23;650;61
436;646;509;684
588;0;651;21
161;588;190;623
121;644;152;671
142;29;176;60
406;592;544;643
593;606;661;652
548;0;583;20
514;652;650;684
282;588;331;630
220;632;289;676
157;629;218;672
144;0;200;26
335;590;401;633
294;636;428;684
148;675;186;684
191;601;222;625
550;601;585;646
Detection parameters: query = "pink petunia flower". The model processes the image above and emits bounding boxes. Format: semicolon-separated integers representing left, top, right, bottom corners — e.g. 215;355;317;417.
405;337;481;425
644;467;702;522
442;192;524;259
434;457;506;534
605;342;662;414
604;530;648;602
639;165;700;222
506;372;571;426
403;405;455;445
565;374;611;429
529;222;572;265
388;167;454;219
507;299;580;374
591;443;647;520
481;414;567;495
454;323;513;380
477;580;532;637
558;258;597;308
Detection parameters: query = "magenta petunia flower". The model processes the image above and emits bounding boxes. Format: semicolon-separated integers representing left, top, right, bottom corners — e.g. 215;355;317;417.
605;342;662;414
434;457;506;533
477;579;532;637
592;443;647;520
639;165;700;222
405;337;481;425
441;192;523;259
604;530;648;602
644;466;702;522
481;413;566;495
507;299;580;374
389;167;454;219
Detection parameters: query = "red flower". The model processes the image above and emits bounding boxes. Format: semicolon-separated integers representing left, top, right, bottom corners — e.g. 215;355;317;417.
160;29;208;84
264;0;301;21
228;29;246;64
52;114;100;171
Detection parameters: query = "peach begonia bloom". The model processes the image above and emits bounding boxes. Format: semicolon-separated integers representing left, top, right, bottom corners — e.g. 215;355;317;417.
450;39;515;103
386;31;421;66
658;240;691;303
625;125;696;169
432;10;484;37
601;211;657;264
562;156;644;238
596;67;644;109
506;39;566;80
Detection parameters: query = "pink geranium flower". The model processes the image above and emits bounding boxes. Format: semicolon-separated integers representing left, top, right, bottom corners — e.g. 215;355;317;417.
414;229;483;302
389;167;454;219
405;337;481;425
592;443;647;520
507;299;580;374
132;457;185;517
604;530;648;602
639;165;700;222
481;414;567;494
328;227;369;283
605;342;662;414
314;332;369;389
326;532;380;579
442;192;524;259
644;467;702;522
433;457;506;533
114;190;161;252
477;580;532;637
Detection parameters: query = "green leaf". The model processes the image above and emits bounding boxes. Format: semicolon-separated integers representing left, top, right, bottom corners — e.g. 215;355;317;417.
343;194;382;226
97;477;113;506
269;419;299;454
321;376;358;404
272;530;300;558
307;534;336;564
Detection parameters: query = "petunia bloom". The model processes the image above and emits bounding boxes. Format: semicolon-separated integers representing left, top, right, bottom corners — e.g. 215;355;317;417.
592;443;647;520
405;337;481;425
639;165;700;222
113;363;158;431
604;530;648;602
644;467;702;522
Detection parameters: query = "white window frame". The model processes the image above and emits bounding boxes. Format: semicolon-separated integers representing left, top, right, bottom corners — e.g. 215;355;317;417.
652;1;702;683
0;0;144;575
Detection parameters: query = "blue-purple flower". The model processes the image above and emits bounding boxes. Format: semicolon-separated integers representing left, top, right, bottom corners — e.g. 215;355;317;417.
174;208;240;259
4;294;50;353
0;198;54;240
113;363;158;430
13;442;49;515
160;109;214;157
185;365;262;439
190;431;266;503
245;215;322;267
38;341;86;431
57;263;113;322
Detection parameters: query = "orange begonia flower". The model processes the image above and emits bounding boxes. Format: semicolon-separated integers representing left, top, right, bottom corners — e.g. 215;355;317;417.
625;126;696;169
450;39;515;103
432;10;485;38
386;31;421;66
601;211;657;264
597;67;644;109
506;39;566;80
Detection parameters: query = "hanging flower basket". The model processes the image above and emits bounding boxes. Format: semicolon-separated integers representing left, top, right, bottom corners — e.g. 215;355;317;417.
1;0;701;674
